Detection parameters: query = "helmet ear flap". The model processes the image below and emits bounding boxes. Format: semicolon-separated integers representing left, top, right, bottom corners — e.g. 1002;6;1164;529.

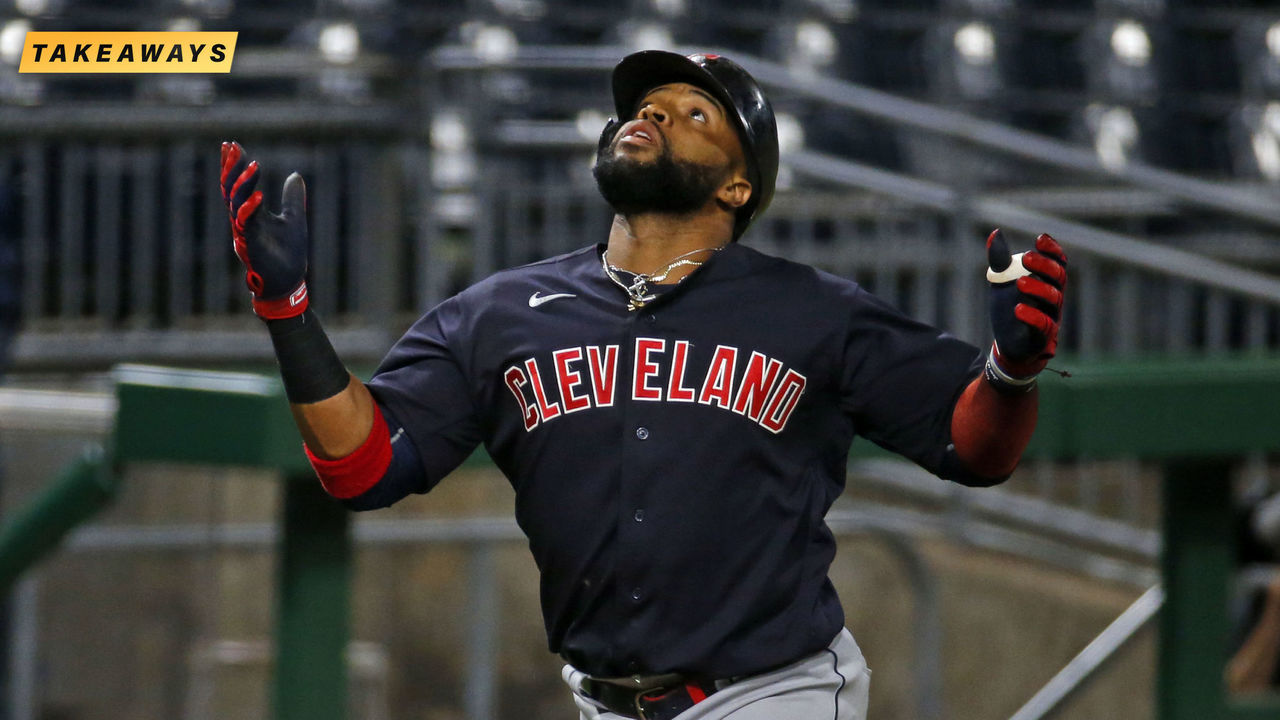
597;117;623;155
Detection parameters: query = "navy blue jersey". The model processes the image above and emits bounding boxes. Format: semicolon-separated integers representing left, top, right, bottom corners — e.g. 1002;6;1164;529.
362;242;984;679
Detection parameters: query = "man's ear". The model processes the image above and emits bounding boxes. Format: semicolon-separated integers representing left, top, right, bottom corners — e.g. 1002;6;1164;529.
716;174;753;210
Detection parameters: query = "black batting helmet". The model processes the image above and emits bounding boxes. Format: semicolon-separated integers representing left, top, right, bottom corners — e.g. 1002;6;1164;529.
609;50;779;241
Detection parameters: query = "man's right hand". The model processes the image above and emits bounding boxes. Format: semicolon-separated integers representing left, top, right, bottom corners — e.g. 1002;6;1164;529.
220;141;310;319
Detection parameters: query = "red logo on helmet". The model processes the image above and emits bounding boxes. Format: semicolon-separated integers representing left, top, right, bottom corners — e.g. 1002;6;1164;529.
704;53;719;60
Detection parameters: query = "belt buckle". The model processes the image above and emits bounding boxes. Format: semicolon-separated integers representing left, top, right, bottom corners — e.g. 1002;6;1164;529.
632;687;654;720
633;683;693;720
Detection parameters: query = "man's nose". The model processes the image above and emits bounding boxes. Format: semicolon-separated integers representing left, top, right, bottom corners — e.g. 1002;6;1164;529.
639;105;668;125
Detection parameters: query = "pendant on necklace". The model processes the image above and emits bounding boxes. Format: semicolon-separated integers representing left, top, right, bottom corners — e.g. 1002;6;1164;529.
626;277;651;310
601;246;716;312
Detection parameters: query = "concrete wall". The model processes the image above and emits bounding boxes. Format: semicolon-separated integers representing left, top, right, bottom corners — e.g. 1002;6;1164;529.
8;448;1156;720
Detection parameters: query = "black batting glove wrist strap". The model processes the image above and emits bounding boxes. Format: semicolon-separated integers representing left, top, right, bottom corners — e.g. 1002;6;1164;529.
267;308;350;404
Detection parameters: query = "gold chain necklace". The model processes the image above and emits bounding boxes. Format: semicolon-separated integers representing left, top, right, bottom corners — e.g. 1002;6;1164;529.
601;246;723;311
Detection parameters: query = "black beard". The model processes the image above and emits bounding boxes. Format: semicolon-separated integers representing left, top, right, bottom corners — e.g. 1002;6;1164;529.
593;135;725;216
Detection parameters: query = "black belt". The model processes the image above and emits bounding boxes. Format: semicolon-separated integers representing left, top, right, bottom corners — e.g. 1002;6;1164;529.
581;676;723;720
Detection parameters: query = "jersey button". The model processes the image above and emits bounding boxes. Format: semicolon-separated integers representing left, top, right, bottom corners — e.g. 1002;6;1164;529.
633;509;644;522
644;313;656;324
635;426;649;440
631;588;642;602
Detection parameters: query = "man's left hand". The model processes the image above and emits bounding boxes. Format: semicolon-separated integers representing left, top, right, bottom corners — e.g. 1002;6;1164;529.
984;229;1068;382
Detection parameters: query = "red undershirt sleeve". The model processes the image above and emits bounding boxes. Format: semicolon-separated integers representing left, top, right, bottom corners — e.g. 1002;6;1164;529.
949;375;1038;479
304;402;394;499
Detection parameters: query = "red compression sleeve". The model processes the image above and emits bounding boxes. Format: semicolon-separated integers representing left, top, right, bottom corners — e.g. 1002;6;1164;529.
950;375;1038;479
305;403;393;499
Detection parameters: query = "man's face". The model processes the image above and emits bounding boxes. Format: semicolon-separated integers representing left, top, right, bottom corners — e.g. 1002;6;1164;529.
593;82;749;216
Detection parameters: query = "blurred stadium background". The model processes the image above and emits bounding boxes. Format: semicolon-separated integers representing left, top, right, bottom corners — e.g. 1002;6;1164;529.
1;0;1280;718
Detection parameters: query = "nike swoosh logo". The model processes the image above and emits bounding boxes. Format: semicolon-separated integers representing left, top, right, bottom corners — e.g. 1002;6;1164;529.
529;291;577;308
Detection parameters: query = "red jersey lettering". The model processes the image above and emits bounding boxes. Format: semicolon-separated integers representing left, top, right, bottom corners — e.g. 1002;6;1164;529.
667;340;696;402
507;342;805;435
732;351;783;421
633;338;665;401
760;369;807;433
554;347;591;414
525;357;562;422
699;346;737;409
504;365;538;431
588;344;619;407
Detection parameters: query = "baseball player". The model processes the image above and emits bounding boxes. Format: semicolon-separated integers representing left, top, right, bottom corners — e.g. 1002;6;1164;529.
220;50;1066;720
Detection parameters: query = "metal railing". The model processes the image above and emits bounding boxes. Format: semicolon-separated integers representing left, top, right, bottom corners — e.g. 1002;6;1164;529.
1;139;406;368
850;458;1161;560
35;503;1152;720
1008;584;1165;720
0;385;1160;720
431;44;1280;227
4;45;1280;366
430;45;1280;357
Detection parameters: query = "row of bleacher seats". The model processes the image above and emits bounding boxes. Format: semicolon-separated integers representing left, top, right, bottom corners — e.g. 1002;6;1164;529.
4;0;1280;16
5;7;1279;97
5;1;1280;359
3;3;1280;180
4;5;1279;89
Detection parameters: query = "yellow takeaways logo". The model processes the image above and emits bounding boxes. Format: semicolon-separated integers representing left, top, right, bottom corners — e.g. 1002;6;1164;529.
19;32;237;73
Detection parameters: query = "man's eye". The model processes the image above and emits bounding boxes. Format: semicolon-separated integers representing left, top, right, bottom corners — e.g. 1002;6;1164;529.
691;108;707;122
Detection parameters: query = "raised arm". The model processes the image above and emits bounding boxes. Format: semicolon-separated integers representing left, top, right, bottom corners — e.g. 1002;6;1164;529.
950;230;1068;479
219;141;376;460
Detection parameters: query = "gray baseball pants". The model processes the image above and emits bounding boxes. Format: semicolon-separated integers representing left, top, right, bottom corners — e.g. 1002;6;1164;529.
564;628;871;720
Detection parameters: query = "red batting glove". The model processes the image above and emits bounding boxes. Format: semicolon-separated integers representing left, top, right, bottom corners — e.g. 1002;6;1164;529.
220;141;310;320
984;229;1068;387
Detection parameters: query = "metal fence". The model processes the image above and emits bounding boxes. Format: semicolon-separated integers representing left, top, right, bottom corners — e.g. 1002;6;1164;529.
3;42;1278;720
0;385;1160;720
1;139;410;368
7;148;1279;370
5;46;1280;370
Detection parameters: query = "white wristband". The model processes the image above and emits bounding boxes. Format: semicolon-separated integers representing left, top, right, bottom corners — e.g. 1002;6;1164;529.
985;346;1038;391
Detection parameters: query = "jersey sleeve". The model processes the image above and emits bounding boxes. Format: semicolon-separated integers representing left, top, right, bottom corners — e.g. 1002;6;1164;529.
839;285;984;478
336;403;430;511
365;295;484;494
